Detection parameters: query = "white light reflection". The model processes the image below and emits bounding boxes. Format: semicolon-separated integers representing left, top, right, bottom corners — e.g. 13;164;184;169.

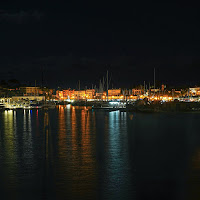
13;110;17;136
23;109;26;132
3;109;17;186
28;109;32;134
22;108;33;170
106;110;130;197
66;104;71;109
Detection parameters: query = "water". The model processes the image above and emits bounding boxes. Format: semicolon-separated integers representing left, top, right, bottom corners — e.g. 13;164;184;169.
0;105;200;200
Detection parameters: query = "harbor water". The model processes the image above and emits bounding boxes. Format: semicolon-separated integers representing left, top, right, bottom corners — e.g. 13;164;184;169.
0;105;200;199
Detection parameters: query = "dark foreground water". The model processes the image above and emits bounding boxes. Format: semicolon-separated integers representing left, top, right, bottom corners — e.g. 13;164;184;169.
0;105;200;200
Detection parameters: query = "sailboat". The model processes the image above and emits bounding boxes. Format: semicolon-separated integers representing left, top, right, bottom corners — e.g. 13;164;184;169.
92;71;119;111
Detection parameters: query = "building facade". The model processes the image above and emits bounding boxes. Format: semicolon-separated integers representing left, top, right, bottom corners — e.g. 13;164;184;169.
20;87;42;96
189;87;200;96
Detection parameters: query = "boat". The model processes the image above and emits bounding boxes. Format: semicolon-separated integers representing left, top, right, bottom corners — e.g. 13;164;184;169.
42;101;56;109
0;103;5;111
92;100;124;111
92;106;119;112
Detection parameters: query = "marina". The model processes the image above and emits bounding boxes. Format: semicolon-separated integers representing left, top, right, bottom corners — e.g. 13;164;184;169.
0;98;56;110
1;2;200;199
1;96;200;113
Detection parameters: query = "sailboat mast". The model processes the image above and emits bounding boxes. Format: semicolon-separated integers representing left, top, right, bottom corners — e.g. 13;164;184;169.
102;77;104;91
78;80;80;100
149;82;151;100
154;68;156;96
35;80;36;98
107;71;108;101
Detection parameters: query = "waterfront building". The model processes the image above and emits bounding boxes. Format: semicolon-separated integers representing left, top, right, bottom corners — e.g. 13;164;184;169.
86;89;95;99
95;92;107;100
57;89;75;99
132;89;142;95
20;87;42;96
12;96;45;101
56;90;63;99
107;89;122;100
189;87;200;96
150;88;160;93
108;89;121;96
161;84;165;91
56;89;74;100
128;95;138;100
63;89;71;98
74;90;86;100
174;90;182;96
56;89;95;100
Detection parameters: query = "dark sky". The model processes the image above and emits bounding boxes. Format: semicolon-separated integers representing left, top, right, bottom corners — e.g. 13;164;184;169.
0;2;200;88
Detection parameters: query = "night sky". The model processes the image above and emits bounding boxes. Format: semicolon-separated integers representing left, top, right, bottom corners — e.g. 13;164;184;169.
0;2;200;89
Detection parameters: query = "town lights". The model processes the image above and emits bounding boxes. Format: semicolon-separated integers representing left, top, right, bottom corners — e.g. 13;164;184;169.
109;101;119;105
139;95;144;99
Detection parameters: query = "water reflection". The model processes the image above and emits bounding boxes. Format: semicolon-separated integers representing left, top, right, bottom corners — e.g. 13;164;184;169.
55;105;68;198
105;111;134;199
44;111;49;160
36;109;40;136
60;106;97;199
187;148;200;199
79;108;96;199
1;108;200;199
3;110;17;192
22;110;33;164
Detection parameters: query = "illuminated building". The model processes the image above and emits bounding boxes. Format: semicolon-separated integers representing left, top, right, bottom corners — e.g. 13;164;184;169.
161;84;166;92
12;96;45;101
96;92;107;100
74;90;86;100
189;87;200;96
129;95;138;100
56;89;75;100
63;89;71;98
20;87;43;96
108;89;121;96
86;89;95;99
56;90;63;99
106;89;122;100
132;89;142;95
73;89;95;100
150;88;160;93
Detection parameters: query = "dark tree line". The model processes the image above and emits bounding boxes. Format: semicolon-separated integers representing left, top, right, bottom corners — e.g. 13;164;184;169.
0;79;22;89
